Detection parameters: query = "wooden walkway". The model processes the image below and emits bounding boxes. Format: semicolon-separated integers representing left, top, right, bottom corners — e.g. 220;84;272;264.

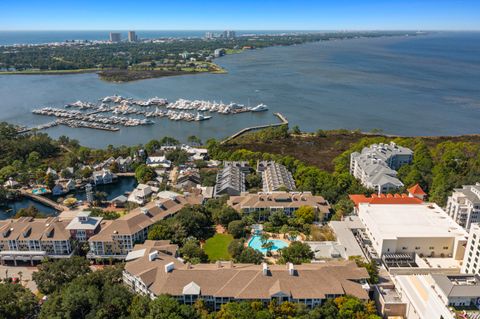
220;112;288;145
20;190;67;212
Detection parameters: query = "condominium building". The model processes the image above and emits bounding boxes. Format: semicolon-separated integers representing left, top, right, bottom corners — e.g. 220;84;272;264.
446;183;480;230
350;142;413;194
128;31;137;42
88;194;203;259
65;211;102;242
260;161;296;192
462;223;480;274
214;164;247;197
123;240;369;309
392;274;480;318
0;217;73;265
109;32;121;42
357;203;467;260
228;191;331;219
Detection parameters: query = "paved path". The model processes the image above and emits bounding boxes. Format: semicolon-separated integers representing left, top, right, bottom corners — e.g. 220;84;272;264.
221;112;288;144
0;265;38;293
20;190;68;211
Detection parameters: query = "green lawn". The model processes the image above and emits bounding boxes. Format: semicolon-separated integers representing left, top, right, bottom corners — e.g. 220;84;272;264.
204;233;233;262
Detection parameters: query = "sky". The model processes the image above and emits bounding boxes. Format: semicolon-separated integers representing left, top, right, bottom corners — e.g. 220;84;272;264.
0;0;479;31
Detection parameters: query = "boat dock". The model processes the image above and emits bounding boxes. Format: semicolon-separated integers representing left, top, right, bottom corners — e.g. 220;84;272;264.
221;112;289;144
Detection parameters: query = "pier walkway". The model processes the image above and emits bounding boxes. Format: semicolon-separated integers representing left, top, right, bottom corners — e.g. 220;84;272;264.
20;190;67;212
220;112;288;145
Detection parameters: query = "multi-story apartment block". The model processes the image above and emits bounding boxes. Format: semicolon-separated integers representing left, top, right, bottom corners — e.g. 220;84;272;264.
123;240;370;309
214;164;247;197
462;223;480;274
88;194;203;259
350;142;413;194
228;191;330;219
259;161;296;192
65;211;102;242
0;217;72;265
446;183;480;230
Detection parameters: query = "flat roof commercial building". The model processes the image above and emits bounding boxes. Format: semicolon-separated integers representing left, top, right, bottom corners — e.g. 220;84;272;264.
123;240;370;309
358;203;468;260
392;274;480;319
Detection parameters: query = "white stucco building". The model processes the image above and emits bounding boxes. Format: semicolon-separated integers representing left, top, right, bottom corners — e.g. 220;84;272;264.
358;203;467;260
446;183;480;231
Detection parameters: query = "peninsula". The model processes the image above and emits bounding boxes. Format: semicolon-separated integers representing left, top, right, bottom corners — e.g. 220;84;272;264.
0;31;420;82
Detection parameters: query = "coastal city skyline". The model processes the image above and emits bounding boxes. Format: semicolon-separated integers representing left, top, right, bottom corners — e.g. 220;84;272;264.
1;0;480;31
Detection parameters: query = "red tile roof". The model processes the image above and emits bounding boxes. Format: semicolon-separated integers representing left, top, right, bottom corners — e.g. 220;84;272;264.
349;194;423;207
407;184;427;196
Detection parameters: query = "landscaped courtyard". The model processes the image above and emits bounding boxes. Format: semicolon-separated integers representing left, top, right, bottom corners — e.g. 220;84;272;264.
203;233;233;261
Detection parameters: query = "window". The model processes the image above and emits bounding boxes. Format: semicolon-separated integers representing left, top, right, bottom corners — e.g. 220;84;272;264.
415;246;420;250
429;246;434;250
443;246;449;250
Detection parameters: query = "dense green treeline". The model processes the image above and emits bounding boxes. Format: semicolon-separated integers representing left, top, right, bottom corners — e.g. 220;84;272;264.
0;32;415;72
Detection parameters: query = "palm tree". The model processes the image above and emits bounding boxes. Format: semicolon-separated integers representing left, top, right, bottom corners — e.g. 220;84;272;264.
262;241;274;256
260;233;270;247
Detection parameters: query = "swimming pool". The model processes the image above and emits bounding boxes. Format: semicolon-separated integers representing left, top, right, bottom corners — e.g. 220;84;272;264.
248;235;289;254
32;188;47;195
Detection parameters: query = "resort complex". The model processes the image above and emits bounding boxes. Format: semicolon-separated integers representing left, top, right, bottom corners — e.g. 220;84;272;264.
123;240;370;308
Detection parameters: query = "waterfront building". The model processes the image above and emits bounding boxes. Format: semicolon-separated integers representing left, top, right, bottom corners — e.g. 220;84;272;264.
127;184;159;205
146;156;172;168
85;183;94;203
110;32;121;42
65;211;102;242
128;31;137;42
390;274;480;318
0;217;72;265
260;161;296;192
92;169;115;185
123;240;369;308
88;194;203;259
214;165;246;197
462;223;480;274
446;183;480;231
228;191;331;219
214;48;225;58
350;142;413;194
357;203;467;260
175;171;201;192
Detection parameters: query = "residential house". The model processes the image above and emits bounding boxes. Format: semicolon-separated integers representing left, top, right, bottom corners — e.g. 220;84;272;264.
214;165;246;197
116;156;133;172
146;156;172;168
260;161;296;192
128;184;159;205
175;171;201;191
92;169;115;185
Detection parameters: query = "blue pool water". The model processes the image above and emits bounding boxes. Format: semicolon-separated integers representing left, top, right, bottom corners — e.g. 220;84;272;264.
248;235;289;254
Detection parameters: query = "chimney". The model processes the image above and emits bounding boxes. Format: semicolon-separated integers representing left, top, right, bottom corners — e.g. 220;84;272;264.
287;262;295;276
262;262;269;276
164;262;175;273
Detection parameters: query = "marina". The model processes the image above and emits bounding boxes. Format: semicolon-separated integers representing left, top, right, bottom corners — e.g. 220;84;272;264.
29;96;269;132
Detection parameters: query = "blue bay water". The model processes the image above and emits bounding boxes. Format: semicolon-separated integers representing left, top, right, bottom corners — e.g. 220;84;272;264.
0;31;479;148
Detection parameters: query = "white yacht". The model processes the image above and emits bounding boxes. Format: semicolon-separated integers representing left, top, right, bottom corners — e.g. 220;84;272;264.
250;103;268;112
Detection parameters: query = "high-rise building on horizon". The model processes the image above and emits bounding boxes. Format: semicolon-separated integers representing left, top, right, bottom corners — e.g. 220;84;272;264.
128;31;137;42
223;30;236;39
109;32;121;42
